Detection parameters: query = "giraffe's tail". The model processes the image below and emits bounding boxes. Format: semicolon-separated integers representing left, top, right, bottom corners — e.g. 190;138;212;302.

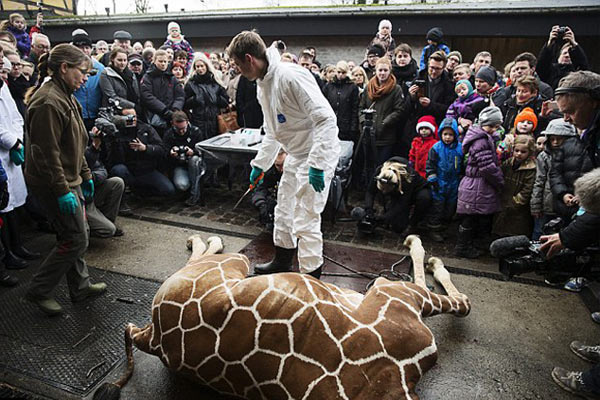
92;323;137;400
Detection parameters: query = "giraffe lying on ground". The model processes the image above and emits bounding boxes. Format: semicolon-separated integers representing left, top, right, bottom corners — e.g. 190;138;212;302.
95;234;470;400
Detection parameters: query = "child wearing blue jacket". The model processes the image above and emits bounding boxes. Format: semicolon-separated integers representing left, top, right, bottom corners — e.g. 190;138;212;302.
425;117;463;237
419;27;450;71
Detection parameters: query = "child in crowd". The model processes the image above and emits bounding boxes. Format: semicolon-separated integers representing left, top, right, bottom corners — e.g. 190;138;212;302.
530;121;564;241
368;19;396;59
492;135;537;237
500;75;543;134
163;21;194;72
174;50;190;73
446;79;484;135
452;63;472;83
496;107;538;162
535;135;546;156
0;13;30;58
409;116;438;178
419;27;450;71
426;117;463;241
21;60;33;81
171;62;186;85
547;120;591;220
456;106;504;258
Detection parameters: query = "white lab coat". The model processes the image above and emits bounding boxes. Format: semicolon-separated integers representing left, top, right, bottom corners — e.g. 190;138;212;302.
0;81;27;212
252;46;340;272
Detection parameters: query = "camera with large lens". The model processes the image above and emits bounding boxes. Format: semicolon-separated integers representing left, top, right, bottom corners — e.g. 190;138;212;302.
93;98;126;138
490;218;600;282
171;146;190;163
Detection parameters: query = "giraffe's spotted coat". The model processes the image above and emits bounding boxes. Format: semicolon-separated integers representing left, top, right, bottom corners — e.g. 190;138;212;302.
128;242;470;400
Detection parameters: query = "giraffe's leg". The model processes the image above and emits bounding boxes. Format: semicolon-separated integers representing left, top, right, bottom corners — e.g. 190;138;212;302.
404;234;427;289
205;236;224;255
187;234;207;262
426;257;461;297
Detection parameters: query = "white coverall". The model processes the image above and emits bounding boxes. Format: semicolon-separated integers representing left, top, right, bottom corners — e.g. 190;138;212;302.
251;46;341;273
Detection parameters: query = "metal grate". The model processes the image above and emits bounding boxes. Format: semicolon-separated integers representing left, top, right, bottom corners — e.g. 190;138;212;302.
0;266;160;396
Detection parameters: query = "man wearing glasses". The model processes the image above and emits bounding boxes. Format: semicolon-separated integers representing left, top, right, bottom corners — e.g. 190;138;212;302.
26;33;50;84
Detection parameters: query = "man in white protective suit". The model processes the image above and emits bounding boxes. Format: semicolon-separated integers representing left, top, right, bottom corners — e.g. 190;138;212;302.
227;31;340;279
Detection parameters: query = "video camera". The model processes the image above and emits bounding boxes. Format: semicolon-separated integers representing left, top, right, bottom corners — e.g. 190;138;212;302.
490;218;600;282
351;207;379;235
92;99;135;139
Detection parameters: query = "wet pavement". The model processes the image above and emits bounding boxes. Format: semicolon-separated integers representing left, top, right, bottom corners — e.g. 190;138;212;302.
1;185;598;399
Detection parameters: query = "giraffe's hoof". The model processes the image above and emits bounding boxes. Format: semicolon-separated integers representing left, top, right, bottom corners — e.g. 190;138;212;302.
186;234;204;251
206;236;224;253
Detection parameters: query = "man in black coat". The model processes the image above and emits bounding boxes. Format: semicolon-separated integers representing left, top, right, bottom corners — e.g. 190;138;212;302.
492;52;554;105
543;168;600;400
405;51;455;142
107;109;175;197
236;75;263;128
537;26;589;90
554;70;600;168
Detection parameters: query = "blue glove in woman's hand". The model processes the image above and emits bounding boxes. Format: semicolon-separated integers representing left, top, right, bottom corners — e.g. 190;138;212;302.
250;166;264;187
57;192;78;215
81;179;94;201
308;167;325;192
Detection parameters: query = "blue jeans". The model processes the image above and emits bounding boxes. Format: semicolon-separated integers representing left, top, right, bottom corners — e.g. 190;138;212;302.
171;156;204;199
110;164;175;197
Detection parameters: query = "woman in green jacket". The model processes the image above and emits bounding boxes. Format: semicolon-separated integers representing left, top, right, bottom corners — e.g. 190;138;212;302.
24;44;107;316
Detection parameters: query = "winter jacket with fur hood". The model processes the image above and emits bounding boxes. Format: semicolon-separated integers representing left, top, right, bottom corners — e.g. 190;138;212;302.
492;157;536;236
323;76;359;141
426;118;462;202
457;125;504;215
530;149;554;216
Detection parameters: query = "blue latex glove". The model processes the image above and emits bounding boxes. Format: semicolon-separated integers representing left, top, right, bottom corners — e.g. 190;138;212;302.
81;179;94;201
57;192;78;215
308;167;325;192
9;146;25;166
249;166;264;187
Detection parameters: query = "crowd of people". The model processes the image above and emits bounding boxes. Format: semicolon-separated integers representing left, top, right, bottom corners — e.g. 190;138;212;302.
0;12;599;397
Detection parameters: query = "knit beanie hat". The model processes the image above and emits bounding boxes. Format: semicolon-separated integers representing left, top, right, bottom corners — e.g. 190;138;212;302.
475;65;496;85
455;79;474;98
478;106;503;127
514;107;538;131
367;44;385;57
378;19;392;31
448;51;462;63
416;115;438;137
541;119;578;137
168;21;181;32
72;29;92;47
426;27;444;43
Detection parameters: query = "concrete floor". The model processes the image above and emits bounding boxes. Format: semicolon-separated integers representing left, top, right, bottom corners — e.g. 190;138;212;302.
7;216;599;399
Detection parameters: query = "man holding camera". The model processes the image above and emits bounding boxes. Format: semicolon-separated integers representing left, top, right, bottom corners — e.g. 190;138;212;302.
541;168;600;399
107;109;175;197
227;31;340;279
162;111;204;206
537;26;589;91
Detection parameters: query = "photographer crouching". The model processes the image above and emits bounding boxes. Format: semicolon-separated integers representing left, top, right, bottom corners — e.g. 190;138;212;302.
352;156;430;235
106;108;175;197
162;111;204;206
537;168;600;399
